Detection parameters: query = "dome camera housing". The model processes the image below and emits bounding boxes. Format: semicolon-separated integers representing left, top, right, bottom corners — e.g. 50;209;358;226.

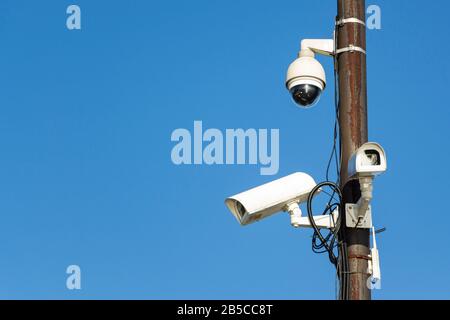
286;50;326;108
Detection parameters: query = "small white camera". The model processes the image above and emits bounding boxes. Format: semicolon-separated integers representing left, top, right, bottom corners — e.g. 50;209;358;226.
345;143;387;228
225;172;317;226
348;142;387;178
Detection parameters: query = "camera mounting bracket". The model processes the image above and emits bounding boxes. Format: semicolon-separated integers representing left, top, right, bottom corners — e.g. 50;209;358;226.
345;203;372;228
287;202;339;229
300;39;335;57
345;176;374;228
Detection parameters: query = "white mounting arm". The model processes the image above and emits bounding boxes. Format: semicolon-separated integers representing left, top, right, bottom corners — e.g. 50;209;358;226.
286;203;339;229
356;176;373;220
345;176;374;228
300;38;366;57
299;39;334;57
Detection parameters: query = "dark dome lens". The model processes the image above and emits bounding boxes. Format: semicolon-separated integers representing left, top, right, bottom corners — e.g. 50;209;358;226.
290;84;322;107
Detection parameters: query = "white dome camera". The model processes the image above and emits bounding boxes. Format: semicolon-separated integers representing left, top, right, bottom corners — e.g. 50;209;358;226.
286;39;334;108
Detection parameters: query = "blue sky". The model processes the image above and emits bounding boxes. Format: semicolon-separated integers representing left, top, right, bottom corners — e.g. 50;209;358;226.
0;0;449;299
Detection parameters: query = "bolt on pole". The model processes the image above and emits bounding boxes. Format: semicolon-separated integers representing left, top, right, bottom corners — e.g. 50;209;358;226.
336;0;371;300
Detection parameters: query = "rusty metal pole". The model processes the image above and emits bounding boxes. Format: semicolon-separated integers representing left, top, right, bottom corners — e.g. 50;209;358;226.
336;0;371;300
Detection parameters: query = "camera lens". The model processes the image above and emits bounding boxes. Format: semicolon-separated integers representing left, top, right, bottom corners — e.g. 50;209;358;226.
364;150;381;165
290;84;322;108
235;202;247;219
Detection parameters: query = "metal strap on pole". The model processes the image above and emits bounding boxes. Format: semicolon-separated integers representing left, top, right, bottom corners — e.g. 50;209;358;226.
336;17;366;27
335;44;367;55
334;17;367;56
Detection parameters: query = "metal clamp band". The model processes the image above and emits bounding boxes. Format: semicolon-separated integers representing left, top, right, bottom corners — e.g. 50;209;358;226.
335;45;366;55
348;254;371;261
336;17;366;27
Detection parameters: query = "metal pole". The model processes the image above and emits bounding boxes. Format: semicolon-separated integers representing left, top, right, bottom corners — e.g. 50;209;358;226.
336;0;371;300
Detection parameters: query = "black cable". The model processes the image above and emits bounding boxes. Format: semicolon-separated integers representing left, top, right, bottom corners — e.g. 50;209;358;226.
334;55;341;185
306;181;342;266
338;230;350;300
312;202;339;254
326;31;341;185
